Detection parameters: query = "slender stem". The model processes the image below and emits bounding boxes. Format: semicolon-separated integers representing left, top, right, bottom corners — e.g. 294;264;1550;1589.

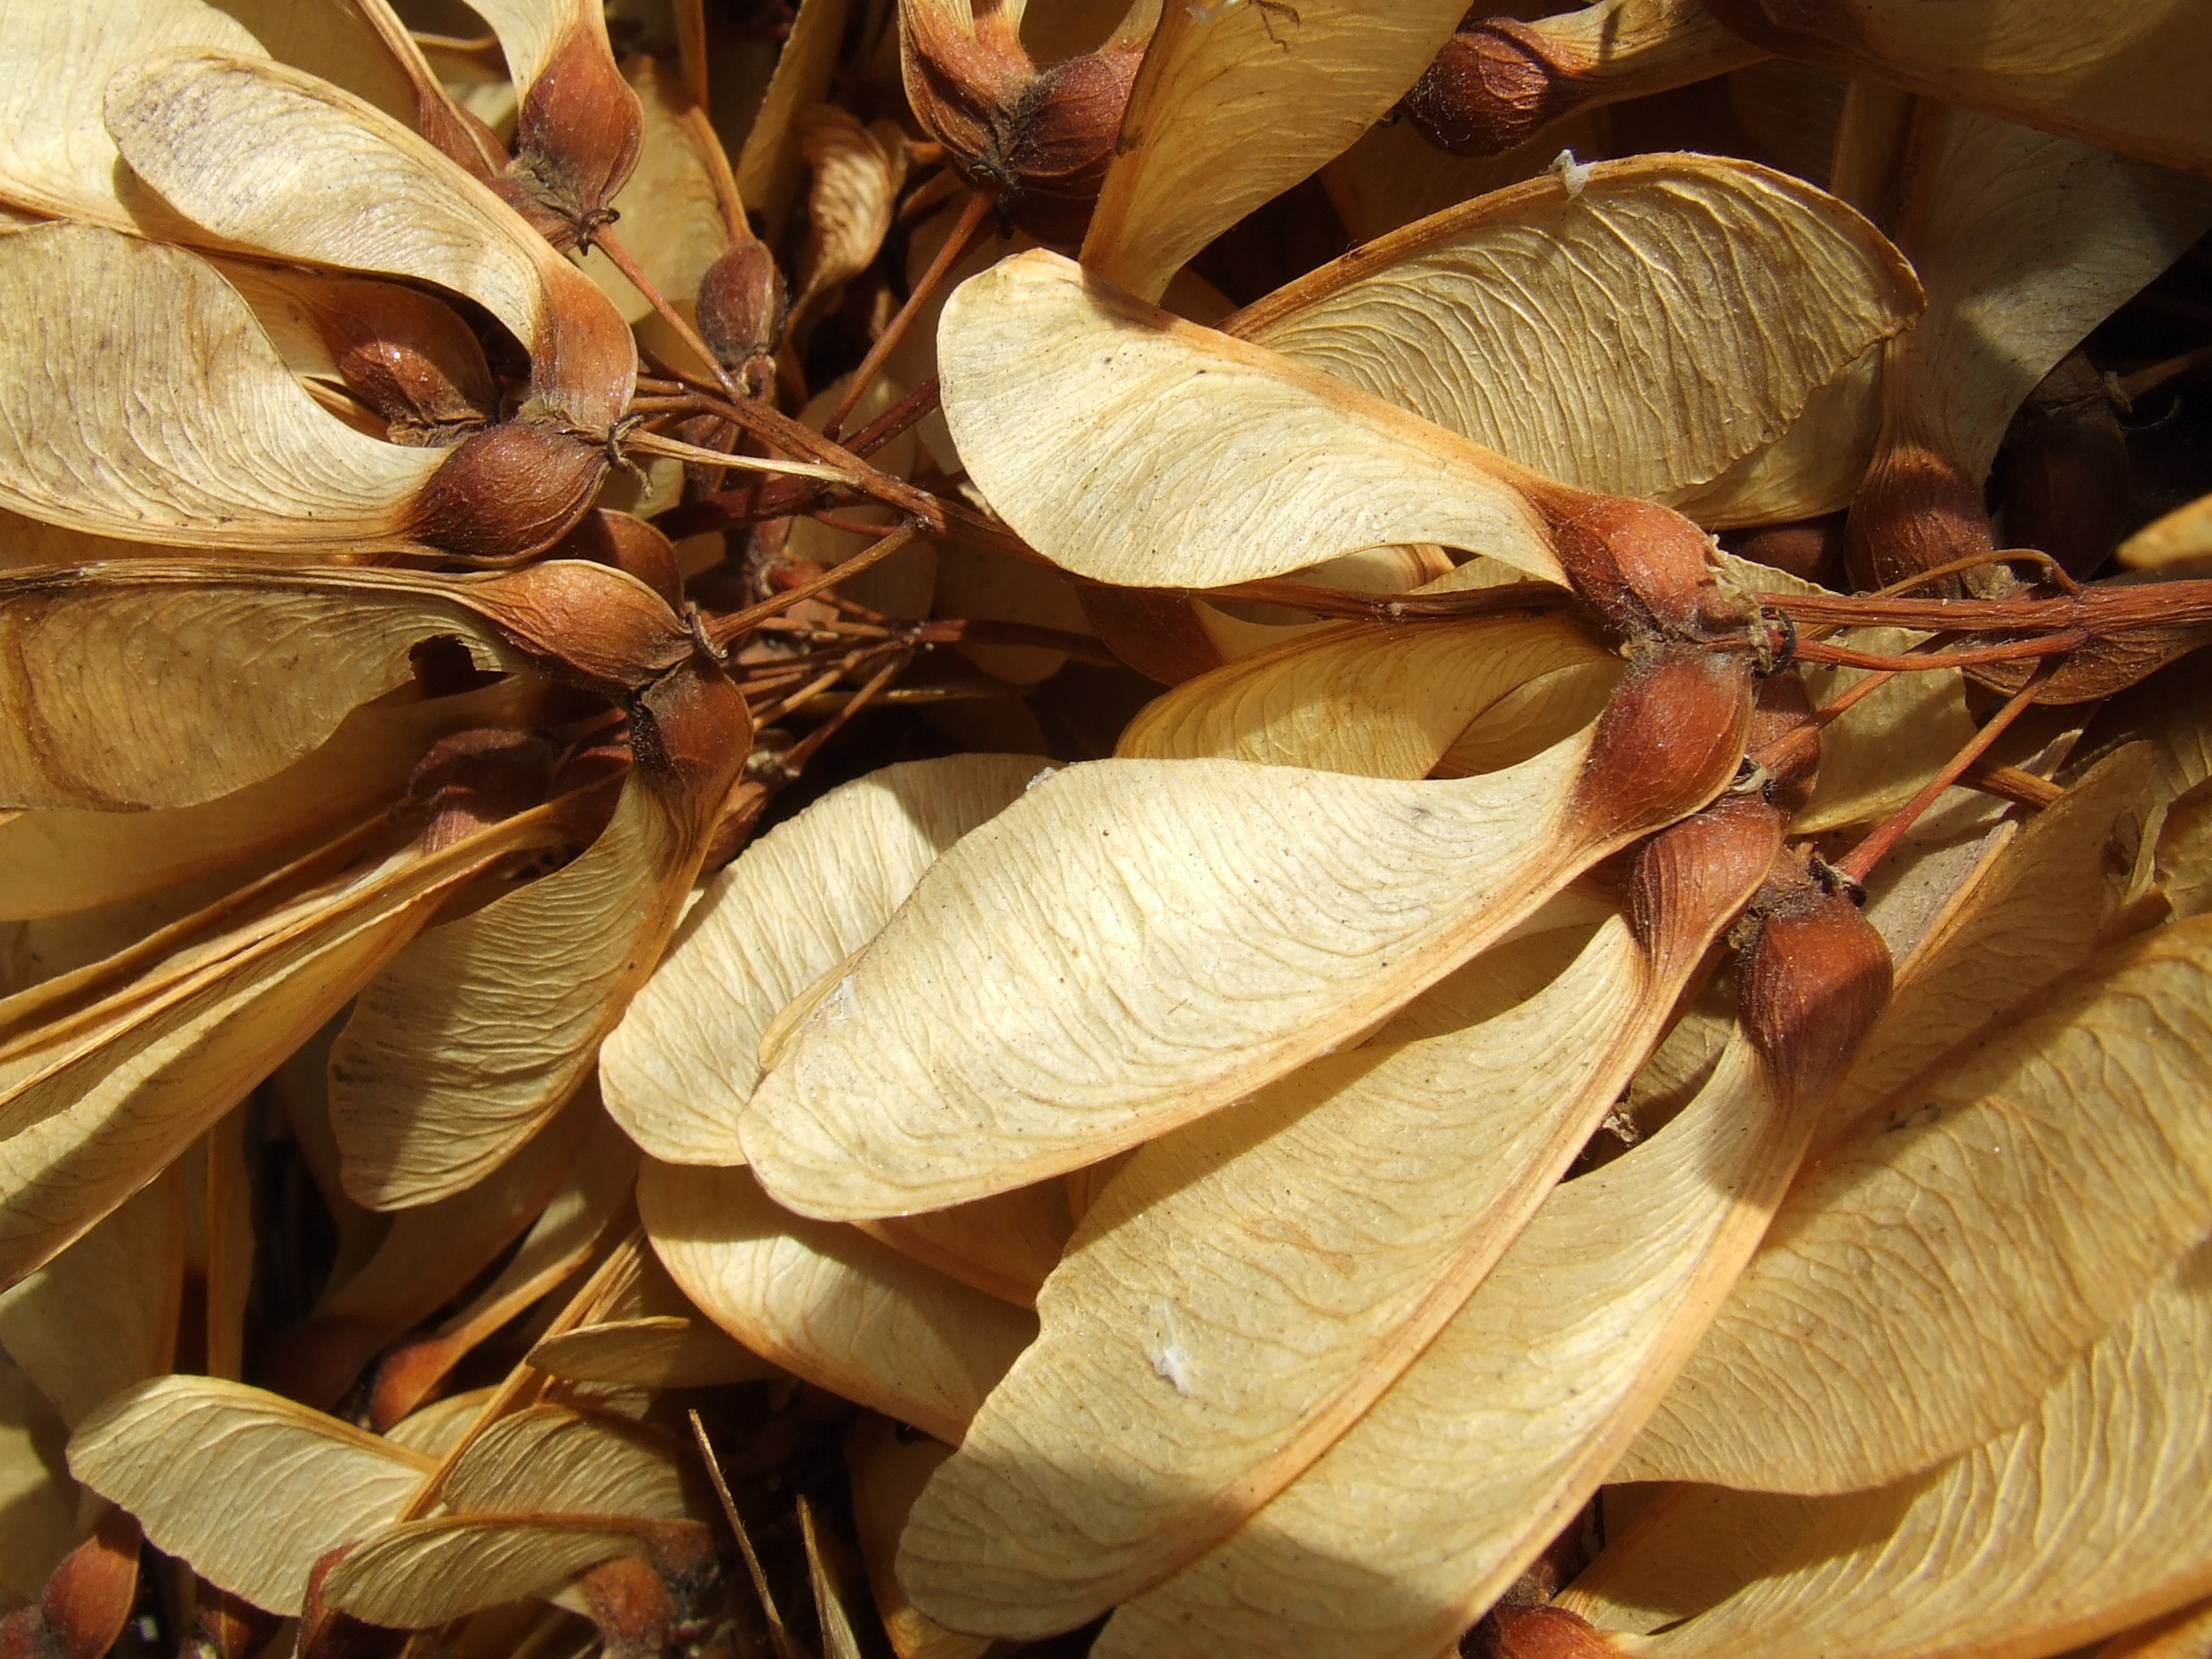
752;644;888;722
779;649;911;771
1791;628;2090;673
1762;579;2212;633
825;188;995;439
1835;662;2057;884
2116;343;2212;405
689;1411;802;1659
1750;669;1897;778
622;427;853;482
1961;760;2064;809
810;508;904;537
751;612;898;639
672;0;709;108
1863;545;2081;599
673;391;951;525
593;227;736;394
843;376;943;457
704;521;925;645
636;352;727;400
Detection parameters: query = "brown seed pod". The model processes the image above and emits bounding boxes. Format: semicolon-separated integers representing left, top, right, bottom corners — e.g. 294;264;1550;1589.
495;26;645;250
1540;493;1755;643
474;558;696;693
1627;790;1788;966
1075;586;1227;684
186;1584;278;1659
575;1557;675;1659
696;235;788;395
1844;434;1992;594
632;661;755;815
1470;1604;1617;1659
1400;22;1564;158
1570;645;1754;844
992;46;1144;244
407;422;608;563
1744;667;1820;814
1738;857;1893;1108
900;1;1141;243
0;1510;141;1659
309;282;498;447
1723;511;1848;590
552;509;687;610
406;727;563;853
1400;4;1768;159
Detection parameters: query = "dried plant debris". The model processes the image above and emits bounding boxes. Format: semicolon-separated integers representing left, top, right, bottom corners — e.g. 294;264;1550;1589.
0;3;2207;1656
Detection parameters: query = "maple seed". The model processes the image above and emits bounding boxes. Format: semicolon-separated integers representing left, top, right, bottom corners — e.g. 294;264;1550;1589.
1539;493;1755;643
1400;23;1563;156
494;26;645;250
2000;349;2133;579
407;424;610;563
1474;1603;1615;1659
1736;859;1894;1109
696;236;789;396
1399;3;1767;159
1569;648;1753;843
0;1510;142;1659
1845;436;1993;594
309;282;498;447
899;0;1141;242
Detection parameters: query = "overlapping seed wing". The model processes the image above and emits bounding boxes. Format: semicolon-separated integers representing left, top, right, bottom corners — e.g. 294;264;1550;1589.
938;250;1569;591
1231;155;1922;515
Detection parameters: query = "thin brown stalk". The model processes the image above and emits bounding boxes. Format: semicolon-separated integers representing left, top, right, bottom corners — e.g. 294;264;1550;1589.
1836;663;2058;883
2116;343;2212;404
1961;761;2064;809
672;0;709;110
706;521;927;645
1863;546;2082;599
844;376;943;457
1791;629;2092;674
1761;580;2212;634
593;228;736;394
825;189;996;439
779;649;912;771
811;508;908;537
752;645;889;723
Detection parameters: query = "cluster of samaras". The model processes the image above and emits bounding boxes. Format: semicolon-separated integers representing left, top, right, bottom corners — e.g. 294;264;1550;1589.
4;3;2212;1659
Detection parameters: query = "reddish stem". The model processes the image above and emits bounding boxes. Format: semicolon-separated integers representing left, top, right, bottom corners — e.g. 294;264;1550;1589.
844;376;943;458
825;189;995;439
1790;628;2092;673
594;229;737;397
778;649;911;771
703;521;925;647
1763;581;2212;634
1835;661;2057;885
